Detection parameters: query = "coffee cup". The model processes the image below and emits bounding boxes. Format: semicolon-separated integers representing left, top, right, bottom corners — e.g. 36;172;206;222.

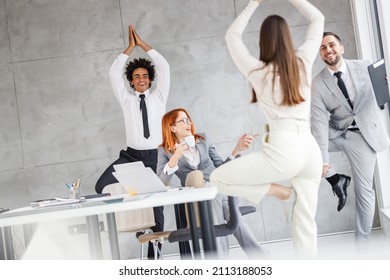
185;135;196;148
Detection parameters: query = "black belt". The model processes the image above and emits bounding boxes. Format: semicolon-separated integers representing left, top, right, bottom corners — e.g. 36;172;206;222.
347;127;360;131
126;146;157;157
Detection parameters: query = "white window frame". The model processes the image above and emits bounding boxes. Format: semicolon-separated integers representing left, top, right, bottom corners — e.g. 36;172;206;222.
350;0;390;221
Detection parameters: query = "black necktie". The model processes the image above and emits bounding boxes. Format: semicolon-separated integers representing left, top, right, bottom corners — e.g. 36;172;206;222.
139;94;150;139
334;71;356;126
334;71;353;109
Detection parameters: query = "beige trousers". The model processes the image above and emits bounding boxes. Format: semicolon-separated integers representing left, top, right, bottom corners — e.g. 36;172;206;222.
210;119;322;254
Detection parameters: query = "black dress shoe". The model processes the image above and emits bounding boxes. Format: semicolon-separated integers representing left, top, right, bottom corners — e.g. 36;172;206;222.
331;174;351;212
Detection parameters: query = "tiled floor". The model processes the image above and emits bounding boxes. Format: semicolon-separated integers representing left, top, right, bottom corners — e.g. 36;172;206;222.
163;229;390;260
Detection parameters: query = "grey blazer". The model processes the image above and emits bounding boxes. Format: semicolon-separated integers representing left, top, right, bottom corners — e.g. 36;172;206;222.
157;133;231;186
311;59;390;163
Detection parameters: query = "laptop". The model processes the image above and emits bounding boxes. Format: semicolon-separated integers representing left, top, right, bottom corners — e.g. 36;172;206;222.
112;167;168;195
113;161;145;172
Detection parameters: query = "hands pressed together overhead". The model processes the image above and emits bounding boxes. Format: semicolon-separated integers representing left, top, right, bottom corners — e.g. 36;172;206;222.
129;25;143;46
124;25;152;55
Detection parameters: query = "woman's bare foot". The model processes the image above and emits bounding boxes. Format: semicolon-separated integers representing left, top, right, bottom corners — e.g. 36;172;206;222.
267;183;292;200
266;183;297;223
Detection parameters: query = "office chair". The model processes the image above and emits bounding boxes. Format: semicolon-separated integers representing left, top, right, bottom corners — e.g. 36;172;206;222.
101;183;156;259
135;228;171;260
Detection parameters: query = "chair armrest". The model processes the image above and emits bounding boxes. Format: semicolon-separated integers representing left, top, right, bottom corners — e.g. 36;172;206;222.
239;206;256;216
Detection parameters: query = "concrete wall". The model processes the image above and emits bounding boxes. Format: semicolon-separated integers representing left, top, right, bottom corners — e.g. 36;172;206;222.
0;0;362;259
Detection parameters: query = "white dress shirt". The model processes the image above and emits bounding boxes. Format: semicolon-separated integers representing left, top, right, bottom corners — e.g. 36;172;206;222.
109;49;170;150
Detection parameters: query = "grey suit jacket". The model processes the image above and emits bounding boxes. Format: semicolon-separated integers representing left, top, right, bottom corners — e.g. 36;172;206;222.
157;133;231;186
311;59;390;163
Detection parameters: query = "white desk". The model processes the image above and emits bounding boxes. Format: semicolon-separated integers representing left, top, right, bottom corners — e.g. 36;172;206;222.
0;187;218;260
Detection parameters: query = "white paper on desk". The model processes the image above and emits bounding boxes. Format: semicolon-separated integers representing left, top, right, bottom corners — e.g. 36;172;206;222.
113;161;145;172
112;167;168;195
30;198;81;208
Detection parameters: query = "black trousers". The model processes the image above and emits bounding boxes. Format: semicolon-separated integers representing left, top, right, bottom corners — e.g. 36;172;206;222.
95;147;164;259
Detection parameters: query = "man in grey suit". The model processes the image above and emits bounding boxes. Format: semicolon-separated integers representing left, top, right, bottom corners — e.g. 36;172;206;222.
311;32;390;249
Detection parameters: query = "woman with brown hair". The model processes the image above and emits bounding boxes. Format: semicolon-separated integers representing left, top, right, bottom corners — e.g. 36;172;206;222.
210;0;324;255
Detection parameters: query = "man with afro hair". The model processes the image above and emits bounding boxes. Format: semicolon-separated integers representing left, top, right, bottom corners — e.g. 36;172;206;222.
95;25;170;259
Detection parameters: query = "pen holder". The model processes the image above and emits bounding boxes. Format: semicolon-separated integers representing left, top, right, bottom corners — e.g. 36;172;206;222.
69;186;80;200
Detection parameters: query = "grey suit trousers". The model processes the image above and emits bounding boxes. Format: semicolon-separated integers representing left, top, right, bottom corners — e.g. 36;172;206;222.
327;130;377;247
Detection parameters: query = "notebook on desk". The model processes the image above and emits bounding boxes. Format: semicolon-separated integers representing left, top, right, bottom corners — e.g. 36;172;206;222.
112;167;168;195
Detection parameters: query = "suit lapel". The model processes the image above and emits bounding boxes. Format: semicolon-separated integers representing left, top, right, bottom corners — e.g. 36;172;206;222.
321;68;352;110
196;140;206;169
178;154;191;169
345;60;363;110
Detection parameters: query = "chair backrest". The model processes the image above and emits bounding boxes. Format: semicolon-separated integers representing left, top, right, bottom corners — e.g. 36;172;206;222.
101;183;155;232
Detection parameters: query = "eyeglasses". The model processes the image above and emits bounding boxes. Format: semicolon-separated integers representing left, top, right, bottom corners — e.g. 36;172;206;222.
172;117;192;126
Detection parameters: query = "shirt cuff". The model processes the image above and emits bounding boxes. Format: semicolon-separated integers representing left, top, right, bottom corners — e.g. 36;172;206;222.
228;154;235;160
163;163;178;175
